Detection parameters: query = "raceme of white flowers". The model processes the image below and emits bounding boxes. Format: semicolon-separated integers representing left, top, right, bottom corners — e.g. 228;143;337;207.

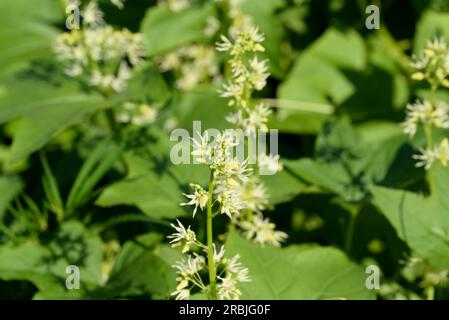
157;45;220;90
216;27;268;108
54;0;145;94
216;22;286;246
411;38;449;88
116;102;159;126
403;37;449;170
168;220;251;300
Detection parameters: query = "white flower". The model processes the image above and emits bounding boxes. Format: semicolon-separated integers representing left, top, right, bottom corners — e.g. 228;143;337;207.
82;1;104;28
215;185;245;219
158;51;182;71
213;244;225;265
239;213;288;247
221;159;252;182
413;149;436;170
191;131;212;164
401;100;449;137
65;63;83;77
127;33;146;66
248;57;269;90
111;61;132;92
245;103;272;133
171;287;190;300
173;254;206;276
216;35;233;52
258;153;282;175
204;16;220;37
131;104;158;126
216;253;250;300
219;82;244;107
167;219;197;253
217;274;242;300
226;110;244;127
171;254;207;300
180;184;209;217
240;179;269;213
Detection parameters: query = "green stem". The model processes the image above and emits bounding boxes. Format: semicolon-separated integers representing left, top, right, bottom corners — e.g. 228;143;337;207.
105;109;121;141
425;286;435;300
206;170;217;300
344;207;359;254
426;84;438;192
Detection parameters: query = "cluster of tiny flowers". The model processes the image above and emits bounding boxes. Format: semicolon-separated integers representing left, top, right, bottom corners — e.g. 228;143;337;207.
413;138;449;170
411;38;449;88
402;100;449;137
401;254;449;290
116;102;158;126
168;221;250;300
157;45;220;90
238;213;288;247
216;19;287;247
185;131;252;219
54;1;145;93
226;103;272;135
216;27;268;108
404;37;449;170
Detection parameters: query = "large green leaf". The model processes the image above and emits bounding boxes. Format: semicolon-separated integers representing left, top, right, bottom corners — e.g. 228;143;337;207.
141;4;215;56
174;86;230;132
371;165;449;270
0;72;107;164
261;169;306;205
0;221;103;295
96;136;209;219
225;232;375;299
276;28;366;134
0;0;61;76
285;117;417;202
100;233;178;299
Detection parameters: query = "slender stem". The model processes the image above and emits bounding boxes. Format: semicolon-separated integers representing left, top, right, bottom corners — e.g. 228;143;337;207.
105;108;121;141
425;286;435;300
206;170;217;300
426;84;438;192
344;206;359;254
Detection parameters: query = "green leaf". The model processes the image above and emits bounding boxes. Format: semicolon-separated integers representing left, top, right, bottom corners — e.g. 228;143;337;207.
101;234;177;299
277;28;366;133
285;117;416;201
0;221;103;293
141;4;215;56
261;169;306;205
414;11;449;54
225;232;375;299
97;136;209;219
66;138;124;215
371;165;449;270
0;175;23;220
0;73;107;164
174;86;230;132
0;0;61;76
